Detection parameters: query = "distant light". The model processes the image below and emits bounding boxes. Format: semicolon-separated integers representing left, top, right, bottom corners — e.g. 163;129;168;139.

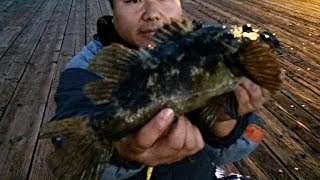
148;44;155;49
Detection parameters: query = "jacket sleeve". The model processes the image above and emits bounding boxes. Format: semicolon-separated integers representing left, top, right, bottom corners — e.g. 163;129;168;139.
52;68;107;121
51;41;144;179
187;92;265;165
204;112;265;165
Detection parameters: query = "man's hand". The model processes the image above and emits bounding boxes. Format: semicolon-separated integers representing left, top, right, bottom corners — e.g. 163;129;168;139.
211;78;270;138
234;78;270;116
114;108;204;167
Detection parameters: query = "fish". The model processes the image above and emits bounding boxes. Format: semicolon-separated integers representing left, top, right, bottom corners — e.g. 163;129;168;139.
39;19;282;179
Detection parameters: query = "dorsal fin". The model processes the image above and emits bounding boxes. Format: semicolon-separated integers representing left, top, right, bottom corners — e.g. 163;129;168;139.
152;18;200;45
88;43;139;78
84;43;140;104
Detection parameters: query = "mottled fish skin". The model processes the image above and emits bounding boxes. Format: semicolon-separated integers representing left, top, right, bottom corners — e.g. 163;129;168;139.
40;19;282;179
91;23;277;139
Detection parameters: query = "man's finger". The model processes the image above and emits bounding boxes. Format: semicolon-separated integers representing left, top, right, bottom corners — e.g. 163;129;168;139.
234;85;252;115
184;119;197;151
135;108;175;149
241;79;263;108
192;126;205;154
167;116;187;151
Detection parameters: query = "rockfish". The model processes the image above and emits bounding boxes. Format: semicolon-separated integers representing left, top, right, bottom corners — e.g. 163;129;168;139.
40;19;282;179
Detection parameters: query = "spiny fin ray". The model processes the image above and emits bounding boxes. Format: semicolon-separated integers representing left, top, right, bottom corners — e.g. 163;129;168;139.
40;116;113;179
85;43;140;104
84;80;115;104
152;18;200;45
239;41;282;91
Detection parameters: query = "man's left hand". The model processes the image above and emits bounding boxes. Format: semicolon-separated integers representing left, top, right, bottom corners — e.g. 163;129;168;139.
234;78;270;116
211;78;270;137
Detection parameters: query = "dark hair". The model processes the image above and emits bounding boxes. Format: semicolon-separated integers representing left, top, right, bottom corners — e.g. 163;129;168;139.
109;0;113;8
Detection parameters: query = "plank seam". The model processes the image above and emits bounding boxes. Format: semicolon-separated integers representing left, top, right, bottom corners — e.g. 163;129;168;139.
261;141;299;180
26;0;75;178
0;1;59;123
0;0;61;176
0;0;47;62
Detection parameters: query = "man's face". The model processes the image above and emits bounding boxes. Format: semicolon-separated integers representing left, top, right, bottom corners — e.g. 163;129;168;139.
112;0;183;48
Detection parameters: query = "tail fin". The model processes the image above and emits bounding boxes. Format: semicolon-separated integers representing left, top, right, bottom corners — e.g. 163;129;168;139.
236;40;282;91
40;116;113;179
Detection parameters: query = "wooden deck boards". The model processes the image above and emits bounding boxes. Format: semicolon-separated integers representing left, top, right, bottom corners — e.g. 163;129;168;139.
0;0;319;179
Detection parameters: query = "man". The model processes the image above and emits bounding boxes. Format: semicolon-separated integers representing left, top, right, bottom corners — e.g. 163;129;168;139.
52;0;269;179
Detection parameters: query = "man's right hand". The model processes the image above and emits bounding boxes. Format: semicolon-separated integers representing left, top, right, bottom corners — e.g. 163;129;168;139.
114;108;204;167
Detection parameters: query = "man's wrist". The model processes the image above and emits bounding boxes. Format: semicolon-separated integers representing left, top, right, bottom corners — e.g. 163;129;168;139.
210;119;237;138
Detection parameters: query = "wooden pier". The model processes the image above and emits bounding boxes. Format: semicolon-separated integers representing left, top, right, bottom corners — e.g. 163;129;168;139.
0;0;319;179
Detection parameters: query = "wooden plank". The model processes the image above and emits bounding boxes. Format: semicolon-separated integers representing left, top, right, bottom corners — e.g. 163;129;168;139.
206;0;320;36
30;0;109;178
234;157;269;180
28;0;87;177
0;0;33;29
281;77;320;120
60;0;86;57
182;1;320;179
185;0;320;75
27;56;73;180
73;0;87;54
202;0;320;71
259;108;320;179
194;0;320;73
183;0;246;24
277;39;320;74
85;0;103;44
280;56;320;90
266;92;320;141
0;0;58;119
247;144;296;179
182;0;217;23
284;68;320;96
221;163;241;175
0;0;73;178
0;0;47;59
27;54;64;180
246;0;320;24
